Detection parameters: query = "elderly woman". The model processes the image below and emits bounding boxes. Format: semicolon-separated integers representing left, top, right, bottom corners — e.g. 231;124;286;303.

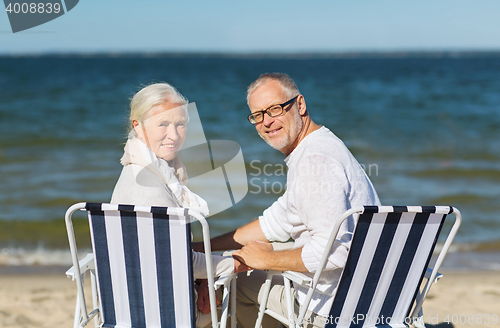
111;83;242;326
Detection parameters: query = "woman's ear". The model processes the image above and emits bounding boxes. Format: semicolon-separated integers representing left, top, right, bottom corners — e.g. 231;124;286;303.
133;120;145;141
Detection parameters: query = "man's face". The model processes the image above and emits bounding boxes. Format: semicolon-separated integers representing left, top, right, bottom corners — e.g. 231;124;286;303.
248;80;303;154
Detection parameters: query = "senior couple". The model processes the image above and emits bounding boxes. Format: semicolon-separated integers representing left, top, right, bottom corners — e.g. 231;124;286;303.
111;73;380;328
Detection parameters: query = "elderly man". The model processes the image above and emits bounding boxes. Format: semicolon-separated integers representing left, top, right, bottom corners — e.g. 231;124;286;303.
197;73;380;328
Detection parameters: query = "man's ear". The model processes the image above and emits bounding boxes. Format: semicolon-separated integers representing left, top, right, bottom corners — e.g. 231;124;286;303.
297;95;307;116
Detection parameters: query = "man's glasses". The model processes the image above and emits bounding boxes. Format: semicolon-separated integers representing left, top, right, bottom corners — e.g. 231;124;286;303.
247;95;299;124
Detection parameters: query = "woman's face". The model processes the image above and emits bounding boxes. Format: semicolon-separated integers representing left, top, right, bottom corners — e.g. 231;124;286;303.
134;102;187;161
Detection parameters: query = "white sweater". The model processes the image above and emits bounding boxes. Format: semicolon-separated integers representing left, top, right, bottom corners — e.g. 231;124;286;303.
111;162;234;279
259;126;380;316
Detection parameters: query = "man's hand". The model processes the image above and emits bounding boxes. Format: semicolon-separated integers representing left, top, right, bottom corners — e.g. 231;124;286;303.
232;240;273;271
196;279;220;314
193;219;268;254
233;242;308;272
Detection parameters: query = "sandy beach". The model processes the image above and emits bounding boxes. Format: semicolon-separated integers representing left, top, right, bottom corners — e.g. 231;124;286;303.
0;273;79;328
0;269;499;328
420;271;500;328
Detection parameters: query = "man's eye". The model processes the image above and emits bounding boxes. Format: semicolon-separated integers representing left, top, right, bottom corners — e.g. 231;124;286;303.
269;105;282;114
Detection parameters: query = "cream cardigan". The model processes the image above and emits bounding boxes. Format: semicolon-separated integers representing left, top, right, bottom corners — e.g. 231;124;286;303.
111;138;234;279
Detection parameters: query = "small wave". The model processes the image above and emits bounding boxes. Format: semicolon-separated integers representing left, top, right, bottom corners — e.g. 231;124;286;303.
429;194;492;205
0;245;91;267
410;168;500;181
467;240;500;252
435;239;500;254
435;250;500;271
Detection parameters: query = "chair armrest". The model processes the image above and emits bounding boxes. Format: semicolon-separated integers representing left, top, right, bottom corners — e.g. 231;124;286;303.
66;253;95;280
214;273;237;288
424;267;443;283
282;271;313;287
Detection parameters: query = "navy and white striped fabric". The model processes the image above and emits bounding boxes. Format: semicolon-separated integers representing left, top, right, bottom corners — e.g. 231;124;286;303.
326;206;451;328
86;203;196;328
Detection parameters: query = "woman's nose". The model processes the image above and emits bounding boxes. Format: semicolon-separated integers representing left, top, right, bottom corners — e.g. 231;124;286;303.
166;124;179;140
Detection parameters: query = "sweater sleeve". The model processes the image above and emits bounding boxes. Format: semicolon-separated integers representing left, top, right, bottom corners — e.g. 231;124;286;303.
192;251;235;279
259;193;293;242
112;165;236;278
296;155;353;273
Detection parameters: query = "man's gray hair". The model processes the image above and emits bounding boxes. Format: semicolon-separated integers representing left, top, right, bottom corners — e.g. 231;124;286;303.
246;73;300;105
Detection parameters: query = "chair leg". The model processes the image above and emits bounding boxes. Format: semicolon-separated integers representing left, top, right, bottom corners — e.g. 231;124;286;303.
75;273;87;328
73;292;81;328
231;277;237;328
412;305;425;328
283;278;295;327
90;270;99;328
220;284;230;328
411;286;426;328
412;315;425;328
254;272;274;328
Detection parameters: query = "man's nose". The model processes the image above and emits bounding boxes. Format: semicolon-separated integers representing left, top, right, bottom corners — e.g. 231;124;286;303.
261;111;275;126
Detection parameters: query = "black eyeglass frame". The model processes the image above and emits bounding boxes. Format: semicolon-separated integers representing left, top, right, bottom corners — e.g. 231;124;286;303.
247;95;299;124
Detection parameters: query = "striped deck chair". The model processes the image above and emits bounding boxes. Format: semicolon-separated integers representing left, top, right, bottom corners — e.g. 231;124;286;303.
65;202;236;328
255;206;462;328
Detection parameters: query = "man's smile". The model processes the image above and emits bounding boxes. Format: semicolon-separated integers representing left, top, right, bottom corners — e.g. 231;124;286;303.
266;127;282;136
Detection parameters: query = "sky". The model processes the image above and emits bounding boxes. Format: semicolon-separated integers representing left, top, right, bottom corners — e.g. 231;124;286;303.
0;0;499;54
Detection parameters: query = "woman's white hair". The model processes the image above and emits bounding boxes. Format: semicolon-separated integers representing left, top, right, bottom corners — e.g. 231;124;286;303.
129;82;188;131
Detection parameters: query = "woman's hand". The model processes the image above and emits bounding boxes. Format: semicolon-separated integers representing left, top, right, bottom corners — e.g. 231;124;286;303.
192;241;204;253
233;257;252;273
196;279;220;314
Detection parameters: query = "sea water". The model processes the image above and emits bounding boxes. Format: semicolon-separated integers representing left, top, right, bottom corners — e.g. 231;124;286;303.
1;53;500;270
